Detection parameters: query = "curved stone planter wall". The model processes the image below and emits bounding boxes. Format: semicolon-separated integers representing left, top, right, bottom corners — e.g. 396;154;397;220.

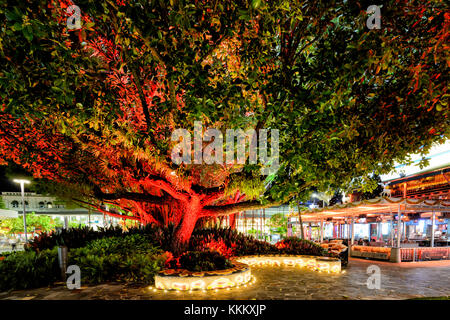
154;255;342;291
235;255;342;273
154;261;252;291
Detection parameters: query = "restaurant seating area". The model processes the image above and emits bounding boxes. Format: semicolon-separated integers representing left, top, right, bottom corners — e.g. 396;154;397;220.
292;192;449;263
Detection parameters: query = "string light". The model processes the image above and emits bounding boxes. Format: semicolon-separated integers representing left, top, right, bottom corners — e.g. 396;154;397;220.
154;255;343;294
236;255;342;274
155;269;253;292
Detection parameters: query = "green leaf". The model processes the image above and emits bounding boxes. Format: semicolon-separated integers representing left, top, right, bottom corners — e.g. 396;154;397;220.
22;27;33;41
12;22;23;31
252;0;262;9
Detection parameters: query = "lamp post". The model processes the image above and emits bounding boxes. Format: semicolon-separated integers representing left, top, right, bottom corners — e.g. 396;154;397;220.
13;179;31;243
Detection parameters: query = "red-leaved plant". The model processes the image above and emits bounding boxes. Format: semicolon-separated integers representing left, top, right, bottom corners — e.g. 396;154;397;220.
163;251;180;269
198;238;236;259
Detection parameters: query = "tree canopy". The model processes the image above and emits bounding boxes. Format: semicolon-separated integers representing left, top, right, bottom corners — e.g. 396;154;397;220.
0;0;448;248
267;212;289;237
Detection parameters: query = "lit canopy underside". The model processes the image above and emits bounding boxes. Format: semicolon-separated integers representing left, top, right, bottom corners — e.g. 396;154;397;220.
291;197;450;222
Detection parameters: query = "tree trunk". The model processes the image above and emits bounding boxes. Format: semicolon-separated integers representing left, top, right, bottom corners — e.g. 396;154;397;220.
297;203;305;240
229;213;237;230
171;197;201;255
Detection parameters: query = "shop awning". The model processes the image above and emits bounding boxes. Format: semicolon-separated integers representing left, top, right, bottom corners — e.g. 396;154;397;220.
289;197;450;222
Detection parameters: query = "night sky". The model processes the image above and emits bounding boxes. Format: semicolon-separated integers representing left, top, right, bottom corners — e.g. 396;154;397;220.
0;166;21;192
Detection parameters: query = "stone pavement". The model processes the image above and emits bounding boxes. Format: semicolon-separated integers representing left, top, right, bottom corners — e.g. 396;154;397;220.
1;258;449;300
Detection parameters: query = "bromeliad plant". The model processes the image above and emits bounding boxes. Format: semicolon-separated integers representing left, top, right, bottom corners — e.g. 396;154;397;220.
27;225;125;252
1;225;336;292
29;225;329;257
275;237;328;256
190;227;279;257
0;233;167;291
68;235;166;284
167;250;234;272
0;248;60;291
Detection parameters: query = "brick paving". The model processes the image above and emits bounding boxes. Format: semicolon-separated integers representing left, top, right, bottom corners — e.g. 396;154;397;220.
1;258;449;300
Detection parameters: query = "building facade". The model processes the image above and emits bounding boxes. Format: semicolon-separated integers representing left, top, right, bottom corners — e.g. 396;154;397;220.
1;192;63;210
0;192;104;228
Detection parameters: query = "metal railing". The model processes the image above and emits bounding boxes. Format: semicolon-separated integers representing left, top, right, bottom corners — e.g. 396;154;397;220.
400;247;450;261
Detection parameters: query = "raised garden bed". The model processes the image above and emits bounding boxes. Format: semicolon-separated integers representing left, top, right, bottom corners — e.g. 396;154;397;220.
236;255;342;273
154;254;342;291
154;261;252;291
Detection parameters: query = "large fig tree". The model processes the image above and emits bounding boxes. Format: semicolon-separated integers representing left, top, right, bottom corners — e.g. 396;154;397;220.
0;0;448;252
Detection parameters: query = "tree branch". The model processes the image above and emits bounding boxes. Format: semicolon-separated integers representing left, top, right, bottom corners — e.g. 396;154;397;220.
146;179;190;202
201;200;281;217
72;198;142;221
92;185;170;204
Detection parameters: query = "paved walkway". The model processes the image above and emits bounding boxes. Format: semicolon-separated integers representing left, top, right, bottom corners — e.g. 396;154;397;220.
1;258;449;300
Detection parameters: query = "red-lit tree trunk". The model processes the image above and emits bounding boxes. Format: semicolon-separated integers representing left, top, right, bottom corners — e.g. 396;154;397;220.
229;213;237;230
171;196;202;255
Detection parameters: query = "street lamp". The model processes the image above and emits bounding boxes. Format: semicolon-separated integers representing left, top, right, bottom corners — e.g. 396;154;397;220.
311;192;319;208
13;179;31;243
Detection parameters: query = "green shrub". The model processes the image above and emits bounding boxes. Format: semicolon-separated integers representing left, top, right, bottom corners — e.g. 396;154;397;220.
0;247;59;291
29;225;330;258
175;251;233;272
68;249;122;284
120;253;166;283
83;233;158;255
28;225;125;252
0;251;15;258
1;226;332;292
68;234;165;284
1;233;166;291
275;237;328;256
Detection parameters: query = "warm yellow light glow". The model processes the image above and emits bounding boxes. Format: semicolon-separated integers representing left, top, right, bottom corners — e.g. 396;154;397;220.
155;255;342;294
235;255;342;273
13;179;30;184
155;265;252;291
